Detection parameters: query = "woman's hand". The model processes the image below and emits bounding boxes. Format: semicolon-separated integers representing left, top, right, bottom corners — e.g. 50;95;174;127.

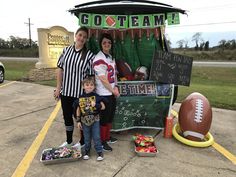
113;87;120;98
77;122;82;130
54;88;61;101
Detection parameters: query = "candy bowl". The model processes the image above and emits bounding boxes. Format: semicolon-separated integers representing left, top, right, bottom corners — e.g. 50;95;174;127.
134;145;158;157
40;147;82;165
133;134;158;157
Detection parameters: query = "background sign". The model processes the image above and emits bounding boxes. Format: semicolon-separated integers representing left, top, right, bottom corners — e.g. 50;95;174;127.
112;81;172;131
150;51;193;86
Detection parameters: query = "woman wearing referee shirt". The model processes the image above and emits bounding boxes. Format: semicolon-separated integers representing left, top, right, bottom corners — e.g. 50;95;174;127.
93;33;120;151
54;26;94;148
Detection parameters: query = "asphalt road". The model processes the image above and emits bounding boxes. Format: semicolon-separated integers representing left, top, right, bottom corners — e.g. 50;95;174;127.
0;81;235;177
193;61;236;67
0;57;236;67
0;57;38;61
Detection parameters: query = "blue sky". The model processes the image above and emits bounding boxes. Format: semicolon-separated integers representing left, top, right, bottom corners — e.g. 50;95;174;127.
0;0;235;47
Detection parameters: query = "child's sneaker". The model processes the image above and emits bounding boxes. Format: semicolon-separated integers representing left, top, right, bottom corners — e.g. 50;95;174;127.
102;141;112;151
107;136;117;144
83;150;90;160
72;142;81;151
97;152;104;161
59;141;73;148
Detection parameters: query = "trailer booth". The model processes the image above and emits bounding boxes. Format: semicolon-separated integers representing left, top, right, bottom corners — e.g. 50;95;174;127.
69;0;188;131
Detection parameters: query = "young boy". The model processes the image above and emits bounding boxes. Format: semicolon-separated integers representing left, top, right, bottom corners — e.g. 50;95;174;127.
74;77;105;161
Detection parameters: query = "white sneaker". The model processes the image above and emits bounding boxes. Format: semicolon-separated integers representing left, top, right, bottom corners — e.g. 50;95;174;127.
59;141;72;148
72;142;81;151
83;154;90;160
96;152;104;161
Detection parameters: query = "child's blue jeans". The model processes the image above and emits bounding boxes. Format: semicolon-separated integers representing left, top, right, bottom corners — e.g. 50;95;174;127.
82;120;103;153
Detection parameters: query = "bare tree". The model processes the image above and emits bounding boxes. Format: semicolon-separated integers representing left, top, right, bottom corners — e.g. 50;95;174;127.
184;38;189;48
199;38;205;51
204;41;209;51
176;39;185;49
192;32;202;50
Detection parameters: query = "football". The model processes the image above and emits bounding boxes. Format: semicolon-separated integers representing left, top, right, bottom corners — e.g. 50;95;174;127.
178;92;212;141
116;60;133;79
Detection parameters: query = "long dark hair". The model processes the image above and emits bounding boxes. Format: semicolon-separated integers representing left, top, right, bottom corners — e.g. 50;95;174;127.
75;26;88;60
99;33;114;59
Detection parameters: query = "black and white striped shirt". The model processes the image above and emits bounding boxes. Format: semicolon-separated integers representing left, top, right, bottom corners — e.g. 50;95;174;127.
57;45;94;98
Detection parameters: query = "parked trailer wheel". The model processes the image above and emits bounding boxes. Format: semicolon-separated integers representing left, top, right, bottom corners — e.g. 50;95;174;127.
0;67;5;83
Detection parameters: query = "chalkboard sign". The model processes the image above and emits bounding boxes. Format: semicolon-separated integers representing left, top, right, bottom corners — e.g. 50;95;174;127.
150;51;193;86
111;81;172;131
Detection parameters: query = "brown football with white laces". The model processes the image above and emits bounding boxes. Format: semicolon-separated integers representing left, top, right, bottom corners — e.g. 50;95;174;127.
116;60;134;80
179;92;212;141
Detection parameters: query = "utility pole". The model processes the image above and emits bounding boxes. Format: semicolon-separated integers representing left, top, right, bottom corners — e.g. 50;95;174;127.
24;18;33;47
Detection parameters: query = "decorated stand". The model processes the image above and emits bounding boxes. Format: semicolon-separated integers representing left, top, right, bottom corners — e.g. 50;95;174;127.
69;0;191;132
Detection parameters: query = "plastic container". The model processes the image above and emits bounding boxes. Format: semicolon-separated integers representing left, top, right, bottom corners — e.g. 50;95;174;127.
133;134;158;157
135;146;158;157
40;148;82;165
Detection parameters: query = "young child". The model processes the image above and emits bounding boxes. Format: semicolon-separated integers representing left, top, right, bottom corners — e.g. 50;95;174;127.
74;77;105;161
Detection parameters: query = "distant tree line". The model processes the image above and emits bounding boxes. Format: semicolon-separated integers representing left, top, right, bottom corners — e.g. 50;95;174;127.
0;36;38;57
174;32;236;51
0;34;235;57
0;36;37;49
218;39;236;51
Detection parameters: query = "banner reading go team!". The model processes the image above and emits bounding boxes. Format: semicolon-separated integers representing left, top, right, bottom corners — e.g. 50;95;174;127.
79;12;180;29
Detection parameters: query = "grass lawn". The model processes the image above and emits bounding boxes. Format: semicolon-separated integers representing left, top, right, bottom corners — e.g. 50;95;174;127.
3;60;36;81
2;60;236;110
177;67;236;110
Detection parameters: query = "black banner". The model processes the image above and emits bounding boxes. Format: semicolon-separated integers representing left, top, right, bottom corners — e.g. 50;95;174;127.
150;51;193;86
112;81;172;131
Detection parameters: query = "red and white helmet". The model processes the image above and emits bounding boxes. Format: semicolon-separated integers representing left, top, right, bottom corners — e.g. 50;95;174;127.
135;66;149;80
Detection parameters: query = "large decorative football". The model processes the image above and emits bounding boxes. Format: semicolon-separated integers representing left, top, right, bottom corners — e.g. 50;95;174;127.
178;92;212;141
116;60;133;79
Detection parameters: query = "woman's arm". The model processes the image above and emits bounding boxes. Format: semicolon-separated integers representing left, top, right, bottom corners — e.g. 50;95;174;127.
54;68;63;100
98;75;114;94
98;75;120;97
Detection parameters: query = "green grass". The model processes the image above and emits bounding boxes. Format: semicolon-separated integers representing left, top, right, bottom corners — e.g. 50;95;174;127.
2;60;57;86
177;67;236;110
173;49;236;61
2;60;236;110
3;60;36;81
0;48;38;57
